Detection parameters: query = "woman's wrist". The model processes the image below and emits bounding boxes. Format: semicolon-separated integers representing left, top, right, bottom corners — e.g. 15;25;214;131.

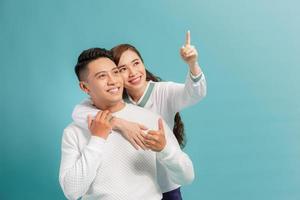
111;117;121;131
189;61;202;76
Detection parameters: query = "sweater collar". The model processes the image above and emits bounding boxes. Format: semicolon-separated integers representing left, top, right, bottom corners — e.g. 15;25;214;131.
124;81;155;107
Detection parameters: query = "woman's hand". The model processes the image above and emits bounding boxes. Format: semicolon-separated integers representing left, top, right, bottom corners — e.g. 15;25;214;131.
112;117;148;150
142;119;166;152
88;110;113;139
180;30;198;66
180;30;202;76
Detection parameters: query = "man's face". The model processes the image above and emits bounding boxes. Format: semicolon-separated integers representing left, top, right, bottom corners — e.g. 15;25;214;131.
117;50;147;94
82;57;124;107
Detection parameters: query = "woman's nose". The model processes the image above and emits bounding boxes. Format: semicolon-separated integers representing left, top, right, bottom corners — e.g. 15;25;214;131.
128;66;136;76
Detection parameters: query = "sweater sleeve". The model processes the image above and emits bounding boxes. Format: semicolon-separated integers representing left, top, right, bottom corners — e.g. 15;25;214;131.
156;120;195;185
72;99;100;130
59;128;105;200
161;71;207;114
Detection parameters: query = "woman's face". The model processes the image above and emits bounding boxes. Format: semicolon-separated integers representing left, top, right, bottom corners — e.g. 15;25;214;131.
117;50;147;95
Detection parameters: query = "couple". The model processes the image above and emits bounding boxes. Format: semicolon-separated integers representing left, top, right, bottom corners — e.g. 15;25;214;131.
59;31;207;200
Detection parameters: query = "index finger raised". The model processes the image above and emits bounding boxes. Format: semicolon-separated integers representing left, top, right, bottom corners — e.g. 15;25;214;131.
185;30;191;46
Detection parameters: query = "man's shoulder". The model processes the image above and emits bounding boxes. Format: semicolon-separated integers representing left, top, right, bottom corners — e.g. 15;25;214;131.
63;122;89;138
124;104;173;132
64;122;81;131
119;104;162;129
125;103;160;118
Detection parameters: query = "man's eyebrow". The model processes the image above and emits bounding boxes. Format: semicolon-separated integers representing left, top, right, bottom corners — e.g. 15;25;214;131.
112;67;119;71
94;71;106;77
94;67;118;77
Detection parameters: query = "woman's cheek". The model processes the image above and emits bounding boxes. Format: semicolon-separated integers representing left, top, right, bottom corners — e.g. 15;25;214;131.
120;72;129;81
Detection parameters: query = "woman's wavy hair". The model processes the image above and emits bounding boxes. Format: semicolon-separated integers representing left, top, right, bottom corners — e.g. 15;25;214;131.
111;44;186;148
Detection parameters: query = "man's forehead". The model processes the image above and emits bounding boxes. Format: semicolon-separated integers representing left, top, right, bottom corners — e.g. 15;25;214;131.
88;57;117;72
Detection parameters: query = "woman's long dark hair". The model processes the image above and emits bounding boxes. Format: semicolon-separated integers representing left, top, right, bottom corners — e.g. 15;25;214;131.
111;44;186;148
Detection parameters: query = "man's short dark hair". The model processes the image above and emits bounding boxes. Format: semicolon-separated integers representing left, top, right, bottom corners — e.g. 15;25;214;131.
75;48;114;81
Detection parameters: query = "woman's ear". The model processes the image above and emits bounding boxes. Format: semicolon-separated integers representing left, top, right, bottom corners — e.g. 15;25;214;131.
79;81;90;94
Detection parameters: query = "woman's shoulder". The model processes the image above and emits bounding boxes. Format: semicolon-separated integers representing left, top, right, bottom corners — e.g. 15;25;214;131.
152;80;183;93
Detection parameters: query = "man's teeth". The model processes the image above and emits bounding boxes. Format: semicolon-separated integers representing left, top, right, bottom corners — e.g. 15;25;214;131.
108;88;119;93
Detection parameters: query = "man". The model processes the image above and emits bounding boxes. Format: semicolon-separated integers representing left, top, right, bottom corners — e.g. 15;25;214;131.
59;48;194;200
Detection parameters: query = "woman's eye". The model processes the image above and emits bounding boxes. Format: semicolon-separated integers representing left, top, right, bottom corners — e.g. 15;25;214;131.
133;61;140;66
113;70;119;74
119;67;127;72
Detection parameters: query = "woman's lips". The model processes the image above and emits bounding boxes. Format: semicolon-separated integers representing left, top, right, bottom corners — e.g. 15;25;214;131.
128;76;141;85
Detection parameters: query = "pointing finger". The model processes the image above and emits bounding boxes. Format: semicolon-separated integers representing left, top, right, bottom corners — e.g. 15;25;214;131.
185;30;191;46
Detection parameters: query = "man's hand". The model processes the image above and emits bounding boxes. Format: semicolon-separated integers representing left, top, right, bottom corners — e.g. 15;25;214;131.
142;119;166;152
88;110;112;139
180;30;199;67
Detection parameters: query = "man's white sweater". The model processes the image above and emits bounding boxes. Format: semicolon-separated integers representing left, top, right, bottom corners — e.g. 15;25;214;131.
59;104;194;200
72;72;206;193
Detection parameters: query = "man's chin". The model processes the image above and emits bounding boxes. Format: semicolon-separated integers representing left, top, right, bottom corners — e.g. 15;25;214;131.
109;95;123;102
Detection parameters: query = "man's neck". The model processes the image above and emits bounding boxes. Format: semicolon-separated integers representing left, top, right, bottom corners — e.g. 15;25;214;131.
93;100;126;113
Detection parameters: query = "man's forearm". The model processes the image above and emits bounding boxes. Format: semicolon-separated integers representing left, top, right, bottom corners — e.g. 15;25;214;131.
60;135;105;199
157;142;195;185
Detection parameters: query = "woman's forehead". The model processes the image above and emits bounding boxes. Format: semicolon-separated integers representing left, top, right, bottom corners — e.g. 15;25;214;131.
119;50;140;63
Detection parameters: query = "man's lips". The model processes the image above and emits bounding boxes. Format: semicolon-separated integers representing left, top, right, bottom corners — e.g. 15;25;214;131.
107;87;121;94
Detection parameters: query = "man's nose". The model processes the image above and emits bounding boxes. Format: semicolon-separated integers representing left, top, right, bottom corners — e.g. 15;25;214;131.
107;74;117;84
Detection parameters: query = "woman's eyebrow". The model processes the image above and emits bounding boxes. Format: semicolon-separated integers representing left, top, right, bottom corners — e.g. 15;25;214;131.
118;64;126;68
131;59;139;63
118;58;140;68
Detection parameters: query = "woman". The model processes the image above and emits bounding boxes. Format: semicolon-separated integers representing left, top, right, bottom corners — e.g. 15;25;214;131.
72;31;207;200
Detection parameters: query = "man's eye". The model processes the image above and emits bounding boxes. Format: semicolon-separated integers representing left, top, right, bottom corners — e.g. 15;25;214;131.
97;74;106;79
113;70;119;74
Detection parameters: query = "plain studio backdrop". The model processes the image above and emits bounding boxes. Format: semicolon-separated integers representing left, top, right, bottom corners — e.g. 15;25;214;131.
1;0;299;199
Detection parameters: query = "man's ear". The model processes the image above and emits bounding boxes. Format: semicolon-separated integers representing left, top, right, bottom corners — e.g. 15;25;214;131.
79;81;90;94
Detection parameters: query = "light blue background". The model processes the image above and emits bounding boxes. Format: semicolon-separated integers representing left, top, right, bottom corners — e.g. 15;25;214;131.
1;0;299;199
